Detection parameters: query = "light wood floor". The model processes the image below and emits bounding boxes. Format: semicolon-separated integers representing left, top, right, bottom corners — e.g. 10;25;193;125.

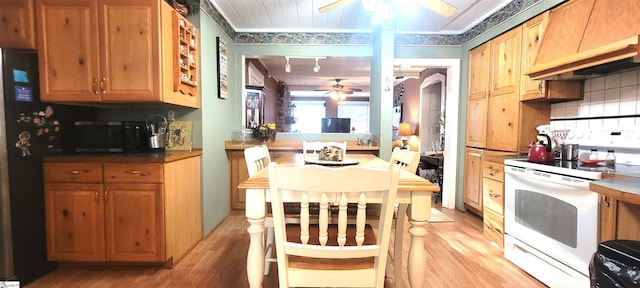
26;199;546;288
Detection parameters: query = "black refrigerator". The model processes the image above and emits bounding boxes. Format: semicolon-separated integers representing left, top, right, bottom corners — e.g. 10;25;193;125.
0;49;94;284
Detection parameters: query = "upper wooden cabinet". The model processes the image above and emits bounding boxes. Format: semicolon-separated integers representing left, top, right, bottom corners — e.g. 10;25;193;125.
520;12;584;102
466;43;490;148
35;0;199;108
468;43;490;100
466;14;553;153
0;0;36;49
489;27;522;97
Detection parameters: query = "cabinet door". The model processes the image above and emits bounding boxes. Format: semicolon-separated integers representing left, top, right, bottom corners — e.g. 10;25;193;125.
228;150;249;210
0;0;36;49
520;12;548;100
490;27;522;97
466;97;487;148
487;93;519;152
104;183;165;262
463;147;483;215
36;0;101;102
468;43;490;100
99;0;161;102
45;183;105;261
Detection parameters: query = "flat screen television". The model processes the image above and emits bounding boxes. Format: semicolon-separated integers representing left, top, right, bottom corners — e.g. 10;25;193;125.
321;118;351;133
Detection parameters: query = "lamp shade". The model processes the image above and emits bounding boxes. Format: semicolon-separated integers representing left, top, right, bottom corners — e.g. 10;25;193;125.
397;122;413;136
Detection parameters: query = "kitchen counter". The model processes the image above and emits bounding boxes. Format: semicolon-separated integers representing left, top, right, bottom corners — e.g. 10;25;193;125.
590;178;640;205
42;148;202;163
225;140;379;153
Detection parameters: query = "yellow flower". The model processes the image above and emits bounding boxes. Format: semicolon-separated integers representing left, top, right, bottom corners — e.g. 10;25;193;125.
267;123;276;130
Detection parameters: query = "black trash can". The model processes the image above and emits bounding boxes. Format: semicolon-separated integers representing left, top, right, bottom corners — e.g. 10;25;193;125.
589;240;640;288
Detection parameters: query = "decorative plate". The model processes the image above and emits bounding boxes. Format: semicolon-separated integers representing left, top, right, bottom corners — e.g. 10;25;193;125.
579;159;604;164
303;157;359;166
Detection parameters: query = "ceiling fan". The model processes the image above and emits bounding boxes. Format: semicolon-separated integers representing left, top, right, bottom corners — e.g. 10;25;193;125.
320;79;363;95
319;0;457;18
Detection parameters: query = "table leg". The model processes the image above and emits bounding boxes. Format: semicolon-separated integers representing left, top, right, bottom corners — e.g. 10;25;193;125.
246;188;267;288
247;217;265;288
394;204;408;288
407;194;430;288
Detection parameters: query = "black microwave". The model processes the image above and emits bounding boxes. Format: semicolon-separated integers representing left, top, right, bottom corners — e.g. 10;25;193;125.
73;121;148;153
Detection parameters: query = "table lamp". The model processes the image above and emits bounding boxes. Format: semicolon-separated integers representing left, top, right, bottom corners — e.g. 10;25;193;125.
397;122;413;149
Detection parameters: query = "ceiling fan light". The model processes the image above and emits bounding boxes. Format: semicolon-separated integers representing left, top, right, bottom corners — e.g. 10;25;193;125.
284;57;291;73
313;58;320;73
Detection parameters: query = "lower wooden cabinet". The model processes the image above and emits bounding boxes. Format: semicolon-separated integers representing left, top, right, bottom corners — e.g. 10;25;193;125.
463;147;483;215
44;156;201;264
599;195;640;242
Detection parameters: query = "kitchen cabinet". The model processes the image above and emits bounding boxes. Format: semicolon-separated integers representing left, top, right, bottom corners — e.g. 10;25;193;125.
590;177;640;242
482;159;505;249
520;12;583;102
0;0;36;49
463;147;483;216
466;43;489;148
489;27;521;97
483;23;551;153
35;0;199;108
43;154;202;264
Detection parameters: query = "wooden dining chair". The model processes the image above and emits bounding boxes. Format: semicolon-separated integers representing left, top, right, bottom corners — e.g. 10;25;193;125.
302;141;347;156
268;162;401;288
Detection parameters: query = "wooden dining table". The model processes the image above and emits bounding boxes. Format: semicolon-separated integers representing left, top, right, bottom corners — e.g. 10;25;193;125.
238;153;440;288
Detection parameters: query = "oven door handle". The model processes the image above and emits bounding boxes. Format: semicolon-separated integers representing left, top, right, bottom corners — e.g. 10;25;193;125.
506;168;591;189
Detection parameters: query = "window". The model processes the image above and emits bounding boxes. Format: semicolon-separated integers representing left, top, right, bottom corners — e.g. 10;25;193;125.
291;101;326;133
338;101;369;133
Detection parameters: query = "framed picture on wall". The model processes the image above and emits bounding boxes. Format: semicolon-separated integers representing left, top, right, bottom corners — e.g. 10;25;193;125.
217;37;228;99
392;104;402;129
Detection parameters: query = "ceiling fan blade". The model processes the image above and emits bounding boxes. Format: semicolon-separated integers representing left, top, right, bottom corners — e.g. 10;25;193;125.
318;0;354;13
341;90;355;95
417;0;456;17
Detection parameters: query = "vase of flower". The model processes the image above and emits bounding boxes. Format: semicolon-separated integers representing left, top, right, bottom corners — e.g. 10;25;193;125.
252;123;276;143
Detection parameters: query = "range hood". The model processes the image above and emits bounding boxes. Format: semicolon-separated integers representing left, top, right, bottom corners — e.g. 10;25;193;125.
526;0;640;80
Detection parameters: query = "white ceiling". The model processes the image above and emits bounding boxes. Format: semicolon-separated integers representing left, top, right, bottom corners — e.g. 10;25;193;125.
210;0;513;95
208;0;512;34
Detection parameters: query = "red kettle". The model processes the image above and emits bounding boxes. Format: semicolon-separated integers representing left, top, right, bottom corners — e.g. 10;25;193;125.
528;134;555;163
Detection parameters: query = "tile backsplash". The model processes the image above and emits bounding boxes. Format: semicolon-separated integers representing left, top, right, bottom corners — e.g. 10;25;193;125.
550;69;640;131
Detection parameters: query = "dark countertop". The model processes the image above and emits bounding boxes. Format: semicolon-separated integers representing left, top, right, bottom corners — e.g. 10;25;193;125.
43;148;202;163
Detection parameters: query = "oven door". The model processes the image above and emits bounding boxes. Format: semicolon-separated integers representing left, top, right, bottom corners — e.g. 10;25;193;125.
504;165;598;277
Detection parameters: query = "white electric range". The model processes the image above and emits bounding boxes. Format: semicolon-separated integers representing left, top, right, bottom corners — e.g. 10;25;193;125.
503;127;640;287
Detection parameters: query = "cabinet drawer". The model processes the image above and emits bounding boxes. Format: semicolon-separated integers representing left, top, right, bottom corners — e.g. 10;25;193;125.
104;164;163;183
482;161;504;181
482;177;504;215
43;163;103;183
483;208;504;248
